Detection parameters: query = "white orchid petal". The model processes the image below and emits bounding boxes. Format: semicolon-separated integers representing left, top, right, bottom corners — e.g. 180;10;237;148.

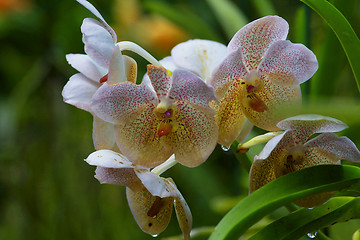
62;73;99;112
108;47;127;85
66;54;106;81
81;18;115;68
255;132;287;160
135;170;178;198
77;0;116;41
85;149;134;168
92;116;116;150
171;39;227;80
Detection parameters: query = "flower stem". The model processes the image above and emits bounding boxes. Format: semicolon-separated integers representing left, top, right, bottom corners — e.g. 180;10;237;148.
116;41;163;67
151;155;177;175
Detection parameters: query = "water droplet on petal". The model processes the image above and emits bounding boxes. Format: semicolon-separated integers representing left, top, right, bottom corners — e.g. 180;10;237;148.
307;232;317;239
151;234;158;238
221;145;231;152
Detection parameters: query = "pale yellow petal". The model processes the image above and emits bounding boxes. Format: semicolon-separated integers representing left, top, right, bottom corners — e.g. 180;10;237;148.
240;74;302;131
124;55;137;83
213;79;249;147
161;100;218;167
126;187;174;236
115;103;173;168
249;158;276;193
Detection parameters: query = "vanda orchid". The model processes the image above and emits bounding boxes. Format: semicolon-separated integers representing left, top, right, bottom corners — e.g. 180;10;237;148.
85;150;192;239
63;0;360;239
62;0;161;150
62;0;135;150
152;16;318;147
249;114;360;208
208;16;318;146
92;64;218;168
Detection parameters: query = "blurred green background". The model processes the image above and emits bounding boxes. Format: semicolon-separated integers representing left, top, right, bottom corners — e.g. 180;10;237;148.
0;0;359;239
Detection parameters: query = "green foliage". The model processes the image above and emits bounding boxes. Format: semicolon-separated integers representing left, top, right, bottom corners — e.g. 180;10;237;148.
209;165;360;239
0;0;359;239
301;0;360;94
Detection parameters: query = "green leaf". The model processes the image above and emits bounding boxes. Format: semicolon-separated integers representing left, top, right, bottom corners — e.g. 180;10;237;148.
206;0;247;39
252;0;276;17
249;197;360;240
143;1;220;41
209;165;360;240
300;0;360;93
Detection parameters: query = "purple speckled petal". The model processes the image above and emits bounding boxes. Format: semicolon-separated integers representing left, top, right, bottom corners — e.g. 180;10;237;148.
228;16;288;71
258;40;318;85
91;81;157;124
305;132;360;163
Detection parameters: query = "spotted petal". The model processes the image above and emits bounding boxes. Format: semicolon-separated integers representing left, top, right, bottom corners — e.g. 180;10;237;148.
161;100;218;167
249;131;295;192
62;73;100;112
277;114;348;143
228;15;289;70
91;81;157;124
171;39;227;80
147;65;172;101
240;74;302;131
208;49;248;99
258;40;318;85
305;133;360;163
126;187;174;236
249;158;276;193
114;105;173;168
169;69;217;108
212;79;249;147
127;172;191;239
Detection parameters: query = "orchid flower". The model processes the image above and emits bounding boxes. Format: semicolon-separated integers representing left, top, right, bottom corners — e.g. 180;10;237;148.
62;0;163;151
62;0;137;150
86;150;192;239
249;114;360;208
92;64;218;168
146;39;254;147
208;16;318;147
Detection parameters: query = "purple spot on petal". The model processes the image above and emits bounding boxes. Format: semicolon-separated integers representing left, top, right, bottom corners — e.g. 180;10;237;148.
164;111;172;118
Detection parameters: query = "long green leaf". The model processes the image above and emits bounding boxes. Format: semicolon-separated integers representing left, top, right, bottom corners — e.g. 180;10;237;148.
300;0;360;93
209;165;360;240
249;197;360;240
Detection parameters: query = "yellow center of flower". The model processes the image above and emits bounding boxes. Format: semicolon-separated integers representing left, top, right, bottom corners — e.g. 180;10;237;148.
154;100;177;138
281;145;306;175
242;70;267;112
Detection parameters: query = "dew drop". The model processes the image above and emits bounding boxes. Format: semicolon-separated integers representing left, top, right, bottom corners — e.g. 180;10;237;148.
307;232;317;239
151;234;158;238
221;145;231;152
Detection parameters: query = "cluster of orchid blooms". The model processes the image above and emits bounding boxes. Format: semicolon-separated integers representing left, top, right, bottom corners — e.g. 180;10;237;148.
62;0;360;239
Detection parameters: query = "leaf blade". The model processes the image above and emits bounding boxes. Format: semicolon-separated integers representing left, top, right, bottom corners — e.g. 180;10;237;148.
209;165;360;240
